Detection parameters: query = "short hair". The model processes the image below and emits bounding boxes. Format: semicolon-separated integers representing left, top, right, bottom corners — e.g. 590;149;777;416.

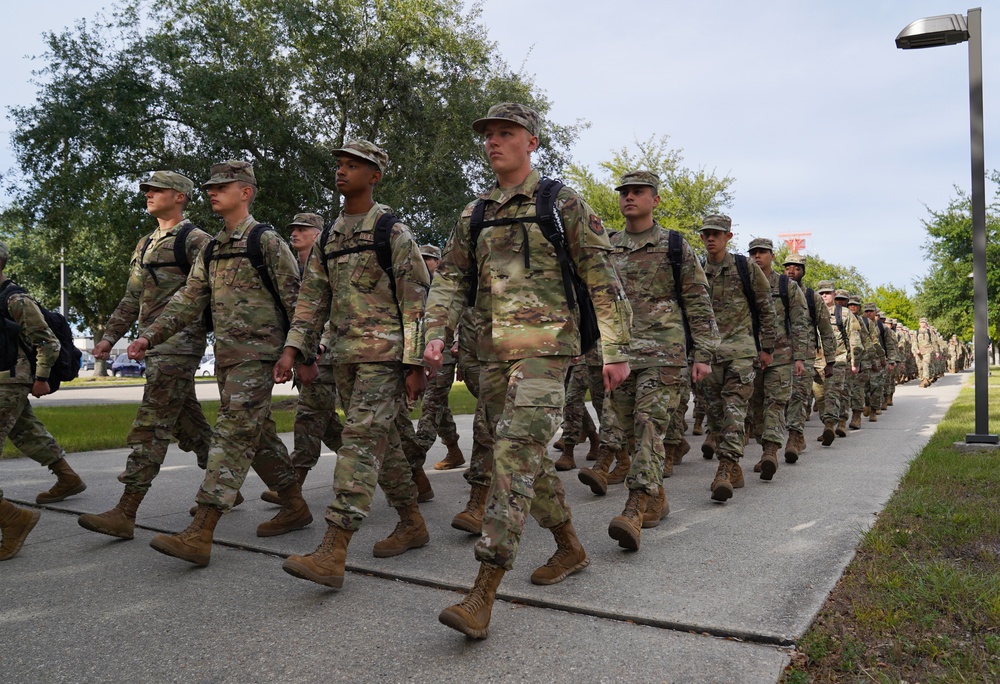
238;181;257;207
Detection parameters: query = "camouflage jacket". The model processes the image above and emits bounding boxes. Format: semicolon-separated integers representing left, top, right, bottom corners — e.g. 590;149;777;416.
805;287;838;366
880;323;899;364
102;219;211;357
765;270;810;366
703;252;777;362
0;281;60;385
285;203;429;366
425;169;631;363
915;328;934;353
141;215;300;368
610;224;718;368
860;317;886;363
826;303;864;366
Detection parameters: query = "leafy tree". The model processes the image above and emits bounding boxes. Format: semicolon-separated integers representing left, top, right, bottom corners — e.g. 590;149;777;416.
4;0;582;341
871;284;918;329
773;244;872;297
564;135;734;242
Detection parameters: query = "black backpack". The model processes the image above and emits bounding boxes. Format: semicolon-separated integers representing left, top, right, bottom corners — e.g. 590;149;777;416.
833;305;850;350
0;279;82;391
467;178;600;354
138;222;199;286
202;223;289;333
667;229;694;353
805;286;819;347
319;212;402;321
732;256;790;351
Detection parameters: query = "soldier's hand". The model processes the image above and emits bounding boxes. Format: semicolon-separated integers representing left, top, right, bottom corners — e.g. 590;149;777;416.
423;340;445;372
296;361;319;386
128;338;149;360
405;366;427;401
759;350;773;370
92;340;112;360
273;347;298;383
691;362;711;383
824;362;834;378
450;340;459;356
794;360;805;377
851;365;859;375
603;361;630;392
31;379;51;398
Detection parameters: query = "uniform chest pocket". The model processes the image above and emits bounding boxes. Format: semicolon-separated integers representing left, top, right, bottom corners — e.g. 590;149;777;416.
626;249;672;298
350;248;383;291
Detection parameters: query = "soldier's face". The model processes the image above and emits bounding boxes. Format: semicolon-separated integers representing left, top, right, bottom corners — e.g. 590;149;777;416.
144;187;183;217
784;264;804;281
821;292;834;305
423;256;440;275
290;226;320;253
206;182;247;214
335;155;380;196
618;186;659;222
482;122;537;177
699;229;730;259
749;249;773;270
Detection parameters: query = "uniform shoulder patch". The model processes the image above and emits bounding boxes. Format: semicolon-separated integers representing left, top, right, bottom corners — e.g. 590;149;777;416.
589;214;605;236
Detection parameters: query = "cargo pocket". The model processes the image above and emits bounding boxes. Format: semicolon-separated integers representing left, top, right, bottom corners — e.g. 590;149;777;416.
503;378;564;443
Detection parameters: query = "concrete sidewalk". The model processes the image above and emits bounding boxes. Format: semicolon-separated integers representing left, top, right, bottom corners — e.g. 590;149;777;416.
0;371;967;684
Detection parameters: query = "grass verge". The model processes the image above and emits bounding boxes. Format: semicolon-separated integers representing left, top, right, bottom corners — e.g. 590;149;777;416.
782;369;1000;683
3;382;478;458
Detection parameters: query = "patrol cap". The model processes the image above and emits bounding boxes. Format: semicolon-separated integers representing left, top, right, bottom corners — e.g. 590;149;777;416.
816;280;835;294
286;213;324;231
784;253;806;267
0;240;8;264
614;170;660;193
920;317;928;324
848;294;862;306
202;160;256;188
835;289;850;300
420;244;442;260
140;170;194;196
863;302;877;312
748;237;774;252
700;214;732;232
331;139;388;173
472;102;540;137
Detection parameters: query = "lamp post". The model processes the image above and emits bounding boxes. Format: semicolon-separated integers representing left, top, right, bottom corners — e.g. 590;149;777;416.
897;8;998;445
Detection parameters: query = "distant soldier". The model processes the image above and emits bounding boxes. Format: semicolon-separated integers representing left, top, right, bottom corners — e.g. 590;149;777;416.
276;140;431;588
0;241;87;509
259;213;344;506
813;282;863;446
845;293;876;431
424;103;631;639
80;171;215;540
915;318;934;387
746;238;810;479
129;160;312;566
862;303;889;420
698;215;778;502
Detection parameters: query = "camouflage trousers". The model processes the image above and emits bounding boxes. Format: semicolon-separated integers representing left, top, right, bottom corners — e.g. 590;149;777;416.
195;360;296;511
560;359;604;447
748;362;794;446
459;344;494;488
665;366;692;445
399;358;459;469
865;367;885;410
786;359;814;433
701;357;756;461
812;362;846;426
326;362;416;531
849;367;870;414
120;354;212;494
0;383;65;468
475;356;572;571
610;366;683;495
918;354;932;382
290;361;343;470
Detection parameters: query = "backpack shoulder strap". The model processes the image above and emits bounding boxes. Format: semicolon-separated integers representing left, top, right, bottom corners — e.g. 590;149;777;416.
173;222;197;275
465;200;488;306
778;274;791;337
0;280;27;321
373;212;401;311
534;178;576;309
245;224;289;333
668;230;694;351
734;254;761;351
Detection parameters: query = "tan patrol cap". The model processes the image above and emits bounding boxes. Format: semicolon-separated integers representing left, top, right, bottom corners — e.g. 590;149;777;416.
816;280;835;294
287;213;324;231
748;237;774;252
784;253;806;267
700;214;732;232
848;294;862;306
420;244;442;260
140;170;194;196
202;160;256;188
331;140;388;173
863;302;877;312
835;289;850;300
472;102;540;137
614;170;660;192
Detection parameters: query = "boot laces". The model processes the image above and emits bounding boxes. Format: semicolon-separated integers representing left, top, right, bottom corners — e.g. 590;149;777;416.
314;527;341;555
623;491;642;519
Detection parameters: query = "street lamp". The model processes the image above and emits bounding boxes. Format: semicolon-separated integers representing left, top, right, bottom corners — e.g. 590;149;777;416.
897;8;997;445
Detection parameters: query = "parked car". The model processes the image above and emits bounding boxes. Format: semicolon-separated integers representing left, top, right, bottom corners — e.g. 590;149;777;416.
110;353;145;378
80;352;96;371
197;355;215;377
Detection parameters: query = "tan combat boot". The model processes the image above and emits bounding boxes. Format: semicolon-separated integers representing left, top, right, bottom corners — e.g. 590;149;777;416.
530;520;590;585
0;499;41;561
78;490;146;539
36;458;86;504
606;449;631;486
863;405;871;417
451;483;489;534
578;444;616;496
438;562;506;639
691;412;704;436
189;490;244;516
836;419;848;438
661;444;677;478
820;422;836;446
584;425;601;461
759;442;778;481
869;410;878;423
677;438;691;462
784;429;803;464
261;466;309;505
710;457;739;502
256;482;313;537
849;410;862;430
642;487;669;528
553;444;577;471
150;504;223;566
282;524;355;590
608;489;647;551
434;442;466;470
372;503;430;557
412;465;435;503
702;433;717;459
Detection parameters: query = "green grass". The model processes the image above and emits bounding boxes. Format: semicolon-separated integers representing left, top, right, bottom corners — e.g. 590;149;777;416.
783;368;1000;683
3;381;478;458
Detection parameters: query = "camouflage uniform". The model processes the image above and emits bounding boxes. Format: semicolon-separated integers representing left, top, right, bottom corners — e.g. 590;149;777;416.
457;306;494;488
860;303;887;414
425;166;631;570
915;320;934;386
284;194;429;531
608;205;718;495
102;205;213;493
812;283;863;435
845;295;874;421
141;206;301;510
700;221;778;470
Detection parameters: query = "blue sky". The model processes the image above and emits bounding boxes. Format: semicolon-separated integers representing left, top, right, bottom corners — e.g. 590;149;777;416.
3;0;998;292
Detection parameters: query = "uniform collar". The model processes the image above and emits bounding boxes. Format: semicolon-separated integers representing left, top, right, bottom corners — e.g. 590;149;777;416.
334;203;387;236
618;221;661;249
485;168;541;207
218;215;256;244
